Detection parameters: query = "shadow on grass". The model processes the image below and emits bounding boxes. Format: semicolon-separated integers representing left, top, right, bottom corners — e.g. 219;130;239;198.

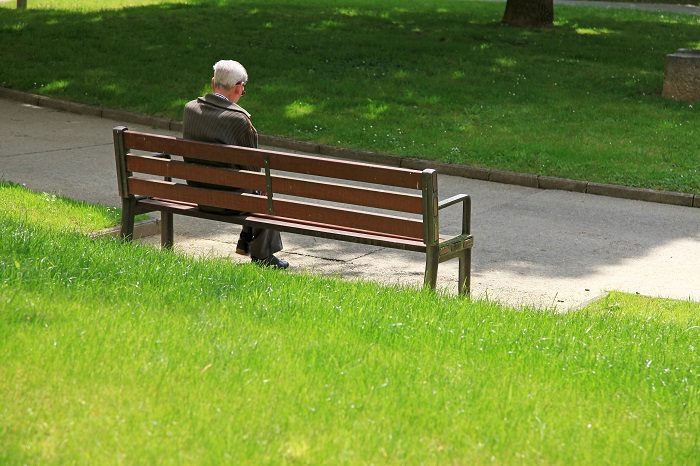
1;1;697;123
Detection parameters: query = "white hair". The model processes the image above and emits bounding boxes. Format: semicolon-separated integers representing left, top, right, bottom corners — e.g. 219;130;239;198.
213;60;248;89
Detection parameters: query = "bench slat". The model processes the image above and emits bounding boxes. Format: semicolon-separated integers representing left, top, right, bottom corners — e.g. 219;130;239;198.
138;198;428;252
127;178;424;239
123;130;424;189
271;176;423;214
126;154;424;214
123;131;265;168
267;152;423;190
126;154;266;192
128;178;267;213
271;198;423;239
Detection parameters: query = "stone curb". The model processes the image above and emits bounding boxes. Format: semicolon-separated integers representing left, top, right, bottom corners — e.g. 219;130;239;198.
3;88;698;209
586;182;696;207
0;88;183;132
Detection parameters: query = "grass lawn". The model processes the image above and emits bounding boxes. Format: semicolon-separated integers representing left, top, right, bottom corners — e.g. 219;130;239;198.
2;178;699;464
1;0;699;194
0;181;123;233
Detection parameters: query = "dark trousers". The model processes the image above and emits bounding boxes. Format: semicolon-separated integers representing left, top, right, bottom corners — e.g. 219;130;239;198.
240;225;283;259
199;206;282;258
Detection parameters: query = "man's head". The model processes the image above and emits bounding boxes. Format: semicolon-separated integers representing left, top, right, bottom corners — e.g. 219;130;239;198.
211;60;248;103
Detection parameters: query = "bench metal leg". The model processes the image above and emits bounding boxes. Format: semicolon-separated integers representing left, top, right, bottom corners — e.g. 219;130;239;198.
161;211;174;249
424;245;439;291
458;249;471;296
119;198;136;241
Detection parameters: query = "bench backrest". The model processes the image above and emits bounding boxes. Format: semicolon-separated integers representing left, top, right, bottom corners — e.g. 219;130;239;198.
114;127;440;246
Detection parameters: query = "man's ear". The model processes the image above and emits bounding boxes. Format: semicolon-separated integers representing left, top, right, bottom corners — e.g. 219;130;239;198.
211;77;216;92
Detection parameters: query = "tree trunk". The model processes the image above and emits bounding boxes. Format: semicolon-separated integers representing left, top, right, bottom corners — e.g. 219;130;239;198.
502;0;553;28
17;0;27;8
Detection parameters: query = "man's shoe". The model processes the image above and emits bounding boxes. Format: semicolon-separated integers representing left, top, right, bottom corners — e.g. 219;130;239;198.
252;255;289;269
235;238;250;256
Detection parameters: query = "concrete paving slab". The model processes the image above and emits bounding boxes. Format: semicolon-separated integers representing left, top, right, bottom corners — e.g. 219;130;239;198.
1;96;699;310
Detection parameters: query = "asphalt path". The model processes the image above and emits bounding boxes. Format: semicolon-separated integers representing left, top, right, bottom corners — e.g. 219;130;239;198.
479;0;700;15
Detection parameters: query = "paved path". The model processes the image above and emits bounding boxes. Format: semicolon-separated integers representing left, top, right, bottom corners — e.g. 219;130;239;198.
2;97;699;310
554;0;700;14
475;0;700;15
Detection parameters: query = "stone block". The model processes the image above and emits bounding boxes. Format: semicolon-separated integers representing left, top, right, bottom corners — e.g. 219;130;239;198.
662;49;700;102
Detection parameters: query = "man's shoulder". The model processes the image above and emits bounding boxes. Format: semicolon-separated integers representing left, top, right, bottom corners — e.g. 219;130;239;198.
192;94;251;117
184;98;201;111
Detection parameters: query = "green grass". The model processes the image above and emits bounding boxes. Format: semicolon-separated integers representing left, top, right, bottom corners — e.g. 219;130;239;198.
2;174;700;464
0;181;148;233
1;181;124;233
1;0;699;194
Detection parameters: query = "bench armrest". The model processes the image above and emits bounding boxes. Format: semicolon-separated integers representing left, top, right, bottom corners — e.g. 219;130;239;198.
438;193;471;236
438;193;469;209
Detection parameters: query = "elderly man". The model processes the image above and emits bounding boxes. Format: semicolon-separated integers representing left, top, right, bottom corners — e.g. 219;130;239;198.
183;60;288;269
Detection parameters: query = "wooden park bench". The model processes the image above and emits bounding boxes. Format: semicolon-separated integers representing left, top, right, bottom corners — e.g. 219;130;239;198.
113;126;474;295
